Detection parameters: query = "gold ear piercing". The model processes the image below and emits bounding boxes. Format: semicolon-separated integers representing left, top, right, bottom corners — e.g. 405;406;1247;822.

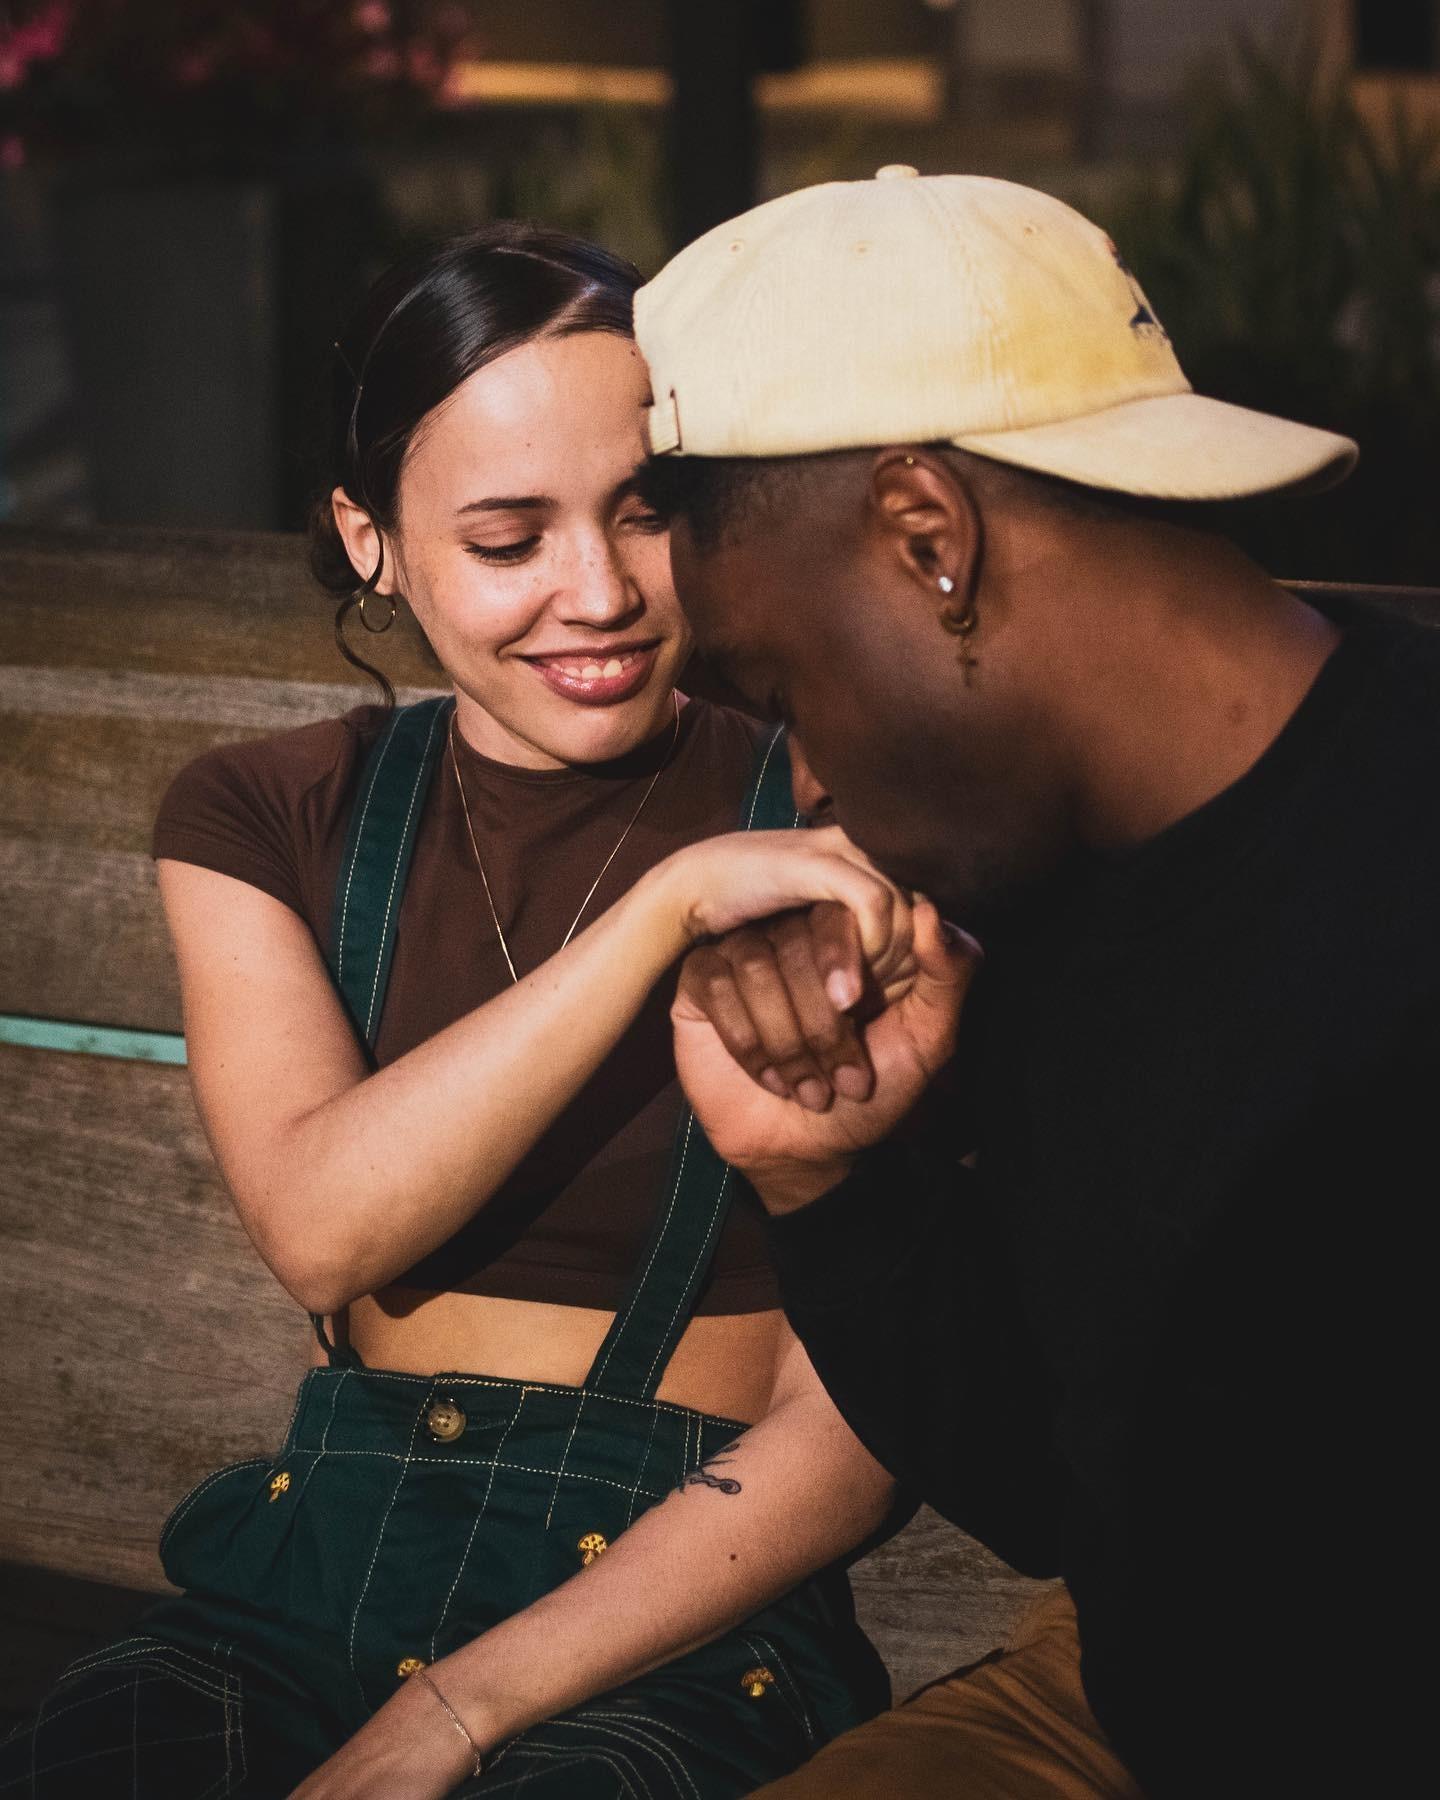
357;590;397;634
938;575;979;685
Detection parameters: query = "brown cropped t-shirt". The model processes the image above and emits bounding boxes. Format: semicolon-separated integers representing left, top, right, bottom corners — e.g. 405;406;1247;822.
152;696;780;1314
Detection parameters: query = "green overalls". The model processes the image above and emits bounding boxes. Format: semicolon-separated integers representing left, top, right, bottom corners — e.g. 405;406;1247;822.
0;701;888;1798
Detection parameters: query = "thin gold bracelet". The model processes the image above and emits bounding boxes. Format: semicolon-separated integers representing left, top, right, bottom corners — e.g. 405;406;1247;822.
416;1668;484;1779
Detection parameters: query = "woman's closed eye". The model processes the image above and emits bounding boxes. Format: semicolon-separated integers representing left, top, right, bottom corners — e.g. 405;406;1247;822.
466;535;542;566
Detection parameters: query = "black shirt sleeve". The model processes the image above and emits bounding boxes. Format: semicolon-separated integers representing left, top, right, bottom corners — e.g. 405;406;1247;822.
765;1136;1064;1578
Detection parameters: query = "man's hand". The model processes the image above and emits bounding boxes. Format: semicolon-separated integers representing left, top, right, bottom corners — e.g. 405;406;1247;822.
673;897;977;1214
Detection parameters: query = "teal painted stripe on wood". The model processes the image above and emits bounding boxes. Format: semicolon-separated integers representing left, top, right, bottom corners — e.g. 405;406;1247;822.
0;1014;187;1065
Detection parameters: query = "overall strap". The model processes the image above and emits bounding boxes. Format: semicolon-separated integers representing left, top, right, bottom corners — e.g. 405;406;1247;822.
585;724;800;1402
330;696;455;1053
312;694;454;1365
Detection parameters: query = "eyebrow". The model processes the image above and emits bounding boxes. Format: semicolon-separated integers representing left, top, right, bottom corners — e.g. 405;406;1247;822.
454;465;651;520
455;495;550;515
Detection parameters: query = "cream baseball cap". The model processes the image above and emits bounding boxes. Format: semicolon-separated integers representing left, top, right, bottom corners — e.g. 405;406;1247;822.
634;167;1357;500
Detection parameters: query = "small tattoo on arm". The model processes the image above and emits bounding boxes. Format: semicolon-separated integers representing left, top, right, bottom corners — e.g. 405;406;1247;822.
677;1440;743;1497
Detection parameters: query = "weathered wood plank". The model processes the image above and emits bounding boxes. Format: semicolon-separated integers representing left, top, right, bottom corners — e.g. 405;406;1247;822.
0;525;439;685
0;843;181;1033
851;1512;1047;1699
0;1043;307;1592
0;674;442;1031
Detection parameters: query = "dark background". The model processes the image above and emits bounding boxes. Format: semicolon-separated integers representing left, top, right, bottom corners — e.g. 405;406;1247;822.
1;0;1436;581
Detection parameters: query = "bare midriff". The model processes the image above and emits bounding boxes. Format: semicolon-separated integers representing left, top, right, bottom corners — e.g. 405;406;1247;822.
341;1289;787;1423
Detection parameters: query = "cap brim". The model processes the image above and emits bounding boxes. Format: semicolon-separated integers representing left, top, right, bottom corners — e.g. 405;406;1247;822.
954;391;1357;501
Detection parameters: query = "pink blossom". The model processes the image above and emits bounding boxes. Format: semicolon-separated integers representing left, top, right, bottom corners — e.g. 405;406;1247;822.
19;1;72;62
405;42;443;88
0;0;73;87
354;1;392;33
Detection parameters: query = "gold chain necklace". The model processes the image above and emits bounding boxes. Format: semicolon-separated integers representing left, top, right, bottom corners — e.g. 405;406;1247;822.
448;693;682;986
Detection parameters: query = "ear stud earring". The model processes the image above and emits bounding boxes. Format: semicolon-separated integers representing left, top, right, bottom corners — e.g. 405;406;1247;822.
937;574;979;685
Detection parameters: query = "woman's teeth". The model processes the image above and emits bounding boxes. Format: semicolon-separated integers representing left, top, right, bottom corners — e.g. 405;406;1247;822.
551;652;640;680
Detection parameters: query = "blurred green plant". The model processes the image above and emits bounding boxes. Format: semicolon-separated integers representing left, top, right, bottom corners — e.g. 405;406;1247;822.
499;107;667;276
1104;39;1440;584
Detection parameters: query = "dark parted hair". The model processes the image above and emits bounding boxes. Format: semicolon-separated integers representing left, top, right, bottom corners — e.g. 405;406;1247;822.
312;221;643;700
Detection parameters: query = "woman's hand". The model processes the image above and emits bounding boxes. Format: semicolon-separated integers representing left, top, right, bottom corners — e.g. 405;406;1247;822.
673;898;978;1213
647;824;915;990
288;1672;482;1800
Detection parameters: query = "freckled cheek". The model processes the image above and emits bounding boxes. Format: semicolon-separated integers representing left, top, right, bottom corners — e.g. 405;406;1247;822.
413;560;556;661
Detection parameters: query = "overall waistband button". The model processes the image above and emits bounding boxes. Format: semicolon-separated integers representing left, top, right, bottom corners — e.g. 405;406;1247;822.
425;1398;467;1443
578;1532;609;1566
396;1657;427;1679
742;1666;775;1699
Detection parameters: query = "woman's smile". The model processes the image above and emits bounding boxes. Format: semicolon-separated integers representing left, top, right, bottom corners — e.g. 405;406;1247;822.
522;638;662;706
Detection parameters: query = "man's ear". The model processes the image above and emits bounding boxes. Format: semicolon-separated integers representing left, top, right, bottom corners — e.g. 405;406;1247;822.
330;488;398;595
866;449;982;603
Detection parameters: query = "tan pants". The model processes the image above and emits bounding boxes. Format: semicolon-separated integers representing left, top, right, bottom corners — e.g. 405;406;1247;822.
752;1587;1143;1799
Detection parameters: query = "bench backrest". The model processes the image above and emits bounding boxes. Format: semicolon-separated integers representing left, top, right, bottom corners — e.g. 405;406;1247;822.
0;528;437;1590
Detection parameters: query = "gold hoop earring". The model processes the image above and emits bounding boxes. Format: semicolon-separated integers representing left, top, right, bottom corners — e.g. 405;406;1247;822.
937;574;979;685
357;590;397;635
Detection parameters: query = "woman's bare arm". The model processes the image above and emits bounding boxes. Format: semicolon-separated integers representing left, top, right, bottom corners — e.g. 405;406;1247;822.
289;1326;896;1797
159;827;911;1314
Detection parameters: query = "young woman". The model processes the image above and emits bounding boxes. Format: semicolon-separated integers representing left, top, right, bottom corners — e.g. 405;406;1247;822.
0;226;914;1799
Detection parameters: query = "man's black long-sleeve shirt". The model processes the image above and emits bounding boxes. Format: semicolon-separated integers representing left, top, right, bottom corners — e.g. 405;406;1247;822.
768;617;1437;1796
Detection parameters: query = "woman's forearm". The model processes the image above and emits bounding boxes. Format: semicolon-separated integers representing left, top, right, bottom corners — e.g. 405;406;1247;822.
433;1392;895;1757
249;862;693;1310
169;825;907;1313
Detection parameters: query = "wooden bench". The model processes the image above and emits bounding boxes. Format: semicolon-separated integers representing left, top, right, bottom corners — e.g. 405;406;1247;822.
4;528;1436;1725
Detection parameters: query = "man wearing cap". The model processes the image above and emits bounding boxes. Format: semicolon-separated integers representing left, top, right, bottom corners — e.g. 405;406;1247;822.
635;169;1433;1797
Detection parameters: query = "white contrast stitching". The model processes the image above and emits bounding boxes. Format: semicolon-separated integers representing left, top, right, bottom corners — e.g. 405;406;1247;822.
742;1632;817;1747
543;1390;587;1530
62;1639;232;1697
624;1405;662;1527
590;1115;697;1389
548;1715;700;1800
363;703;445;1037
585;1711;713;1759
347;1378;437;1693
299;1366;746;1433
483;1739;648;1799
0;1730;231;1792
639;1164;731;1399
294;1365;347;1507
429;1385;530;1662
336;713;401;985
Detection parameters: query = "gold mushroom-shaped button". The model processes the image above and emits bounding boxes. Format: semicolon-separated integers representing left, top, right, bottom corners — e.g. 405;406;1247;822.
268;1471;291;1503
425;1397;467;1443
577;1531;609;1567
741;1666;775;1700
396;1657;428;1679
